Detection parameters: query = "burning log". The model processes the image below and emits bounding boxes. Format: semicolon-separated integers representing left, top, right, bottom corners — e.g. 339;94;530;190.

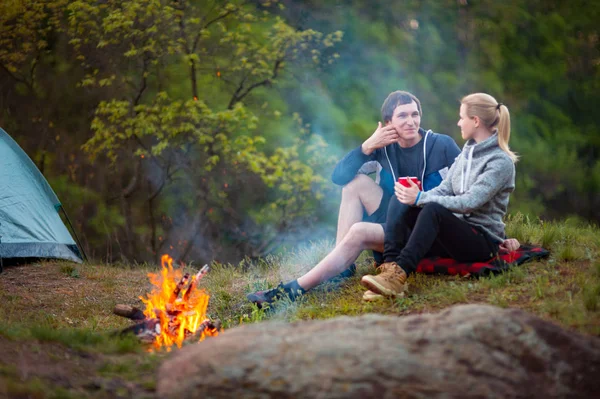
113;304;146;320
187;319;222;344
119;318;161;344
165;303;182;316
183;265;210;302
169;272;190;304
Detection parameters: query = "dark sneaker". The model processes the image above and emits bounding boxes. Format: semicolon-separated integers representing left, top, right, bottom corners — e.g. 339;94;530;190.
338;263;357;279
246;281;305;309
327;263;356;284
246;284;285;308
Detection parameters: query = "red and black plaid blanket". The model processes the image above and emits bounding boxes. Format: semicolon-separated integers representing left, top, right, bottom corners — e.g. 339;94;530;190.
415;245;550;277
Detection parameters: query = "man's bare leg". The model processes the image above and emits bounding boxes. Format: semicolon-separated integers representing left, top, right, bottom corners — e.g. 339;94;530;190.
336;174;383;245
298;222;384;291
246;179;385;306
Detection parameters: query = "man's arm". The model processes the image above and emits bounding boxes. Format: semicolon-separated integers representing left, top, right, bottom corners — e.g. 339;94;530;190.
331;146;375;185
332;122;399;186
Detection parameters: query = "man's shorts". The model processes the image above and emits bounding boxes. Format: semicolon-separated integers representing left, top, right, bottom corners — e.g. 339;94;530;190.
363;192;390;228
362;193;390;265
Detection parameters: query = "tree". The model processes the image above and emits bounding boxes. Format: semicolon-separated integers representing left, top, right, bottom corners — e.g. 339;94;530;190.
67;0;342;263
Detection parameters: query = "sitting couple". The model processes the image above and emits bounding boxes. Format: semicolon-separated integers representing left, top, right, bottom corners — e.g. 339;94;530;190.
247;90;520;306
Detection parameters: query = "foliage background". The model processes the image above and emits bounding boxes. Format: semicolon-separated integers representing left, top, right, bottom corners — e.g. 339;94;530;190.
1;0;598;264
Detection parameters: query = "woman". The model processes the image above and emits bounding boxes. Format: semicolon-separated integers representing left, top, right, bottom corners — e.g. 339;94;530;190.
361;93;520;298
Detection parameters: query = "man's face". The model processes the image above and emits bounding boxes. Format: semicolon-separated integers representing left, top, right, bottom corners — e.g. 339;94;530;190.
387;101;421;146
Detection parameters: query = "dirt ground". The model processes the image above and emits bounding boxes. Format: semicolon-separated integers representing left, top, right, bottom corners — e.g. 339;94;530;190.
1;248;598;397
0;262;160;398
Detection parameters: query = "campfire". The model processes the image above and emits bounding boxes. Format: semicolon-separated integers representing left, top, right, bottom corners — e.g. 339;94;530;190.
114;254;220;351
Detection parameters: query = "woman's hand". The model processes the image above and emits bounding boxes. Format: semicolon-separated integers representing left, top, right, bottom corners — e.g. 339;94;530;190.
499;238;520;253
395;177;421;205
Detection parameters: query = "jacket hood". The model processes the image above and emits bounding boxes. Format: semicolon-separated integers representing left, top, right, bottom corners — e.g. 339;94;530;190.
463;132;500;156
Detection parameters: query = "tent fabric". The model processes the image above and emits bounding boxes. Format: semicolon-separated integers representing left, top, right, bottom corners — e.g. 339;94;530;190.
0;128;82;263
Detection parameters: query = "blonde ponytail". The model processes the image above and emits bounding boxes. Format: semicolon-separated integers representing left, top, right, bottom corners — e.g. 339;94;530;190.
461;93;519;163
496;104;518;162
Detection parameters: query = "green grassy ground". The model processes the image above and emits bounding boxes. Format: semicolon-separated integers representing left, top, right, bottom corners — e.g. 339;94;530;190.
1;215;599;397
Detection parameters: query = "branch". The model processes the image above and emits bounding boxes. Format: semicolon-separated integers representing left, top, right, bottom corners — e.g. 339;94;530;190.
227;58;282;109
193;5;241;52
175;0;192;54
147;165;181;202
106;135;166;202
227;73;249;109
29;54;40;92
133;56;149;106
210;1;248;26
122;157;141;198
131;134;166;169
204;8;237;30
0;62;34;93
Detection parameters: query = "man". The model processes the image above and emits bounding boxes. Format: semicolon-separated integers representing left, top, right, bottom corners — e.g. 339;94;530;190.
247;91;461;306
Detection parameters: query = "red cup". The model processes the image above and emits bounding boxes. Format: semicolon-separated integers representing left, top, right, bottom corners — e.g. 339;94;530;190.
398;176;422;190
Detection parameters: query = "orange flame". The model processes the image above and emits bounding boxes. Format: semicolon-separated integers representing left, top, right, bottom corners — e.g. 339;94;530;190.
140;254;218;350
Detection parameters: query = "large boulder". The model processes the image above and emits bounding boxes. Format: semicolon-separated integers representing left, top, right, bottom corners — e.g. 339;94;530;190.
157;305;600;398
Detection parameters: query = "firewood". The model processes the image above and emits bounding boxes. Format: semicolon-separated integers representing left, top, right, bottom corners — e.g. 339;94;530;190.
113;304;146;320
166;307;182;317
186;319;221;343
186;320;209;343
183;264;210;302
210;319;222;332
169;272;190;303
119;318;161;343
167;318;181;332
182;278;196;302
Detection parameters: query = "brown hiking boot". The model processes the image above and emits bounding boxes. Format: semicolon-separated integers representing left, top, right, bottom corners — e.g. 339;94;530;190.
361;262;408;297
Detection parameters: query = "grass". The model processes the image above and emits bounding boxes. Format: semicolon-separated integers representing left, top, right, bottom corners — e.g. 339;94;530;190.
0;214;599;397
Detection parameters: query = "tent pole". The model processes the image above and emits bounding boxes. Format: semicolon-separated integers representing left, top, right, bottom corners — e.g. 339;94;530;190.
60;206;88;262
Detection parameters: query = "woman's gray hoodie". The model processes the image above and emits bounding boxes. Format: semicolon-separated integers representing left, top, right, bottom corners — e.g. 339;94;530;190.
416;133;515;243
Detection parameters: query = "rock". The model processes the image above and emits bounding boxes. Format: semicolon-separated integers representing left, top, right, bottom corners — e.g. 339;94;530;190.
157;305;600;398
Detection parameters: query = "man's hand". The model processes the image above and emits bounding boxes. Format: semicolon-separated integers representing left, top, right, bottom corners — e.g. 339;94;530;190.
361;122;400;155
395;177;420;205
499;238;520;253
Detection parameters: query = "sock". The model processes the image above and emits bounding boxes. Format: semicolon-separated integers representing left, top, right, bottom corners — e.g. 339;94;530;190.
282;280;306;298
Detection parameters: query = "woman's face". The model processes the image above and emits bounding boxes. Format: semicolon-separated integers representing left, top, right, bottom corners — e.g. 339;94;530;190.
457;104;476;141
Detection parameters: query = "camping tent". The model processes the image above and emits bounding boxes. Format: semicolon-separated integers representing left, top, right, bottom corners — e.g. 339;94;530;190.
0;128;83;267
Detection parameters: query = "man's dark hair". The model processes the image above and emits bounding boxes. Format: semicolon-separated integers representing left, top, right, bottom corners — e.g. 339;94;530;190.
381;91;422;123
